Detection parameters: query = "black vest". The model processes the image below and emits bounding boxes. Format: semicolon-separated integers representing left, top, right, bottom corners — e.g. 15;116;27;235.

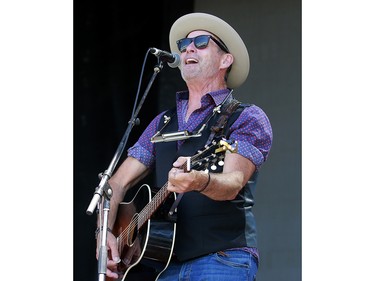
155;103;258;261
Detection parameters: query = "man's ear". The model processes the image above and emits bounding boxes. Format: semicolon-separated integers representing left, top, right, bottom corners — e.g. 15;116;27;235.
220;53;234;69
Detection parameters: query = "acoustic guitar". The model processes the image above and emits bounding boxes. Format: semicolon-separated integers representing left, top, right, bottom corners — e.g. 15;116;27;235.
106;138;237;281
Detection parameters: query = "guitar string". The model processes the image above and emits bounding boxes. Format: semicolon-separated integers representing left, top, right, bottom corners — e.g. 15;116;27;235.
115;141;221;247
116;161;189;245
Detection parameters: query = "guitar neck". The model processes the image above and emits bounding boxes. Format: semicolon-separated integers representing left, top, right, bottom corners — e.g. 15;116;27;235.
137;183;170;228
135;139;236;229
137;160;190;228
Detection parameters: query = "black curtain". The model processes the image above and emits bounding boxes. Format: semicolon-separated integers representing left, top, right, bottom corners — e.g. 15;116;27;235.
73;1;193;280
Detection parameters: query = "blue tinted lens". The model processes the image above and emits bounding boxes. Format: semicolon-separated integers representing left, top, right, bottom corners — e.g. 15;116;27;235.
176;35;211;52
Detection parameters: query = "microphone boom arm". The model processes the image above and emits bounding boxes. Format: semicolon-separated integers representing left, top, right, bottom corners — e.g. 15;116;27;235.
86;56;164;215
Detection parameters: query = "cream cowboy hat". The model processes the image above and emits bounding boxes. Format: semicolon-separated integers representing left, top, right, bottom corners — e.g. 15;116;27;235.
169;12;250;89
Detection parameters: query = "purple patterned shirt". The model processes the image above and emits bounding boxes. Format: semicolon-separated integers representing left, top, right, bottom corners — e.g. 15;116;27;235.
128;88;273;170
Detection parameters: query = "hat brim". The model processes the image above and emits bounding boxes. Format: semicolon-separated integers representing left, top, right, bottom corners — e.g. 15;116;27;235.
169;12;250;89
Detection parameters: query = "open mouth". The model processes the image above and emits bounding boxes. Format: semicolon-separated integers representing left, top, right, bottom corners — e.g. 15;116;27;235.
185;58;198;64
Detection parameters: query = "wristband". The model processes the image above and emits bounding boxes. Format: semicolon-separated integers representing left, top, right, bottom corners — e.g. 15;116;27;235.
198;172;210;193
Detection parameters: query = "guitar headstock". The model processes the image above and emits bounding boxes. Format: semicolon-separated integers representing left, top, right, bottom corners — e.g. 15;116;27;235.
189;138;238;172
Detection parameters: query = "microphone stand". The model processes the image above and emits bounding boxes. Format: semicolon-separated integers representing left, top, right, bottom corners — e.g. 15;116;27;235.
86;57;166;281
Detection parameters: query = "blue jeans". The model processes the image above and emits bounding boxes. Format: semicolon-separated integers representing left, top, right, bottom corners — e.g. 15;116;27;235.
158;249;258;281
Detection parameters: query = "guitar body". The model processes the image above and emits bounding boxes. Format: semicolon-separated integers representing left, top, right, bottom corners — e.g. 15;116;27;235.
107;184;176;281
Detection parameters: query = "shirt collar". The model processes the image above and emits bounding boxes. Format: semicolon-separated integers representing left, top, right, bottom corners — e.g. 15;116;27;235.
176;88;232;106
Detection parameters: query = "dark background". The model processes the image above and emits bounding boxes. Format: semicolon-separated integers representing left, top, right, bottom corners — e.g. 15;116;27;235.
74;0;301;280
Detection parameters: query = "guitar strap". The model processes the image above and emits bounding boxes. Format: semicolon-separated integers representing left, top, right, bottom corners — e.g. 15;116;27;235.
206;98;241;144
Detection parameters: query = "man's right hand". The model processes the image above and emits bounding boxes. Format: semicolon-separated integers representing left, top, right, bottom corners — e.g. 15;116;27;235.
96;231;121;279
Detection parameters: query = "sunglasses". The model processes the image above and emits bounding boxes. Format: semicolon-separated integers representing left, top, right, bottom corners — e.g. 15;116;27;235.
176;35;229;53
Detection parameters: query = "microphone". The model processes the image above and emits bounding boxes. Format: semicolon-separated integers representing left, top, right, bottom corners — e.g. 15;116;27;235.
150;47;180;68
